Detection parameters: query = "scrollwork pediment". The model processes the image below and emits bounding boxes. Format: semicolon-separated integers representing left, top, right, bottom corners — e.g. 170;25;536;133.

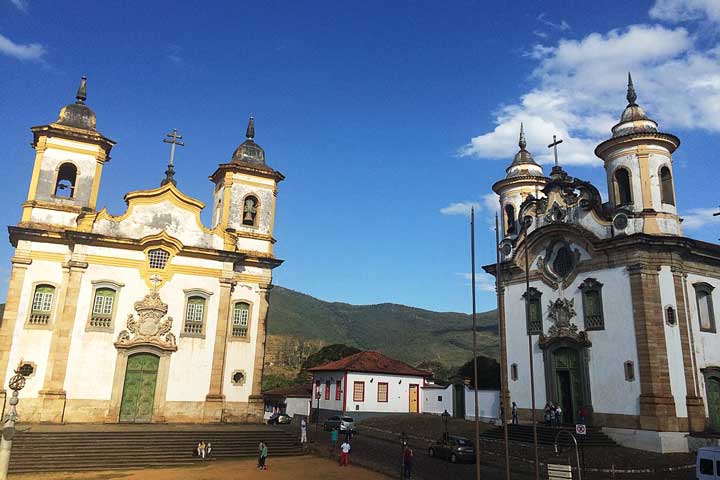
115;291;177;352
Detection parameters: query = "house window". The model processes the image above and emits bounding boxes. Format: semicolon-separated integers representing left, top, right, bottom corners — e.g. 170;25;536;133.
665;306;677;326
54;162;77;198
89;287;116;329
148;249;170;269
353;381;365;402
511;363;518;381
242;195;259;226
438;395;443;402
624;361;635;382
504;204;516;236
377;382;389;402
183;296;206;336
523;287;543;335
579;278;605;330
231;302;250;337
614;168;632;206
29;284;54;325
335;380;342;400
695;283;716;333
660;166;675;206
325;380;331;400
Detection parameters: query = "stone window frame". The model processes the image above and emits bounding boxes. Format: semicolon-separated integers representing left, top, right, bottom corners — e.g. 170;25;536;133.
522;287;543;335
665;305;677;327
504;204;516;236
231;370;246;386
694;282;716;333
86;279;124;333
240;193;261;228
511;363;518;381
613;167;633;207
181;288;213;339
353;381;365;403
658;165;675;206
624;361;635;382
229;300;253;342
25;281;60;330
51;160;79;200
579;277;605;331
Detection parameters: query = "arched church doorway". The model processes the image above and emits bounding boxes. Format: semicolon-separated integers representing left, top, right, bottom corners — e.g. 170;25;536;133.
119;353;159;423
552;348;582;425
707;376;720;430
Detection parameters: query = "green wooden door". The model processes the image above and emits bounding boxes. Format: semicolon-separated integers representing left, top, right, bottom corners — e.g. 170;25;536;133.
553;348;581;424
707;377;720;430
119;353;159;423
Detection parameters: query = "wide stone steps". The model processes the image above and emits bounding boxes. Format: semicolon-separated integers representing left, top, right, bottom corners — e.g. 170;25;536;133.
9;428;304;473
481;424;617;447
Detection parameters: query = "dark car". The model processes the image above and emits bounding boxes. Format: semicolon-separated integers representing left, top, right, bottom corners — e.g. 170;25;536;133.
323;415;355;432
266;413;292;425
428;435;475;463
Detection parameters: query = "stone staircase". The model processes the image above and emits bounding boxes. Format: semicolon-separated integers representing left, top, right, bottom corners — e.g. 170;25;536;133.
9;426;303;473
481;424;617;447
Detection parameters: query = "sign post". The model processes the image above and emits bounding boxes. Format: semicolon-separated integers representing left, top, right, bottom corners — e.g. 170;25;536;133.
575;424;586;478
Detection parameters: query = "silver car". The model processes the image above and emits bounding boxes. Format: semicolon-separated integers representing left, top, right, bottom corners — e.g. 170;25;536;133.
323;415;355;432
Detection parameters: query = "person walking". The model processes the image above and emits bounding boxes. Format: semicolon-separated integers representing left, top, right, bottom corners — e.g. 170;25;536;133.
555;405;563;426
260;442;269;470
339;440;351;466
402;445;413;479
257;441;265;469
300;418;308;445
330;427;339;459
511;402;519;425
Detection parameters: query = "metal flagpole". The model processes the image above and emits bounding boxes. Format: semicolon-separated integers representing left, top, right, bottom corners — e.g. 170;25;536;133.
495;214;511;480
470;208;481;480
525;238;540;480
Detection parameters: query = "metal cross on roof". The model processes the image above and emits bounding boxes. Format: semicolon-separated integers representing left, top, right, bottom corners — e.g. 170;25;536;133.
161;128;184;186
149;274;163;292
548;135;563;167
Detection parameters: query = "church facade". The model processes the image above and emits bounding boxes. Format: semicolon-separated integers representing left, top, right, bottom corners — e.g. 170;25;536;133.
487;75;720;452
0;77;284;423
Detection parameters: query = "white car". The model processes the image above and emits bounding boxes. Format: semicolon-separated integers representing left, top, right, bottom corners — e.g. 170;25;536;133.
323;415;355;432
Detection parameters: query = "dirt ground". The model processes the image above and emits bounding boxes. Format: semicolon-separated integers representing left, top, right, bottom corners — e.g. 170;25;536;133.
10;457;390;480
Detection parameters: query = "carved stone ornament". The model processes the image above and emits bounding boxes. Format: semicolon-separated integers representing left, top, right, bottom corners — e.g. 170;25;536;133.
115;291;177;352
539;297;590;348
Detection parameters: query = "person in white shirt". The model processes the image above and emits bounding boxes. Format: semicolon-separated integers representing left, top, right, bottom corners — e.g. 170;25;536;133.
339;441;351;466
301;418;307;444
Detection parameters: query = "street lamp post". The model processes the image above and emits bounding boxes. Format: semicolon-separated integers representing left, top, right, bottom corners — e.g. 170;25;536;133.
441;409;451;441
0;368;27;480
315;391;321;433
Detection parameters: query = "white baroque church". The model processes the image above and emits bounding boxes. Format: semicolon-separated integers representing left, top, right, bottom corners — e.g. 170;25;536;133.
0;77;284;423
486;75;720;452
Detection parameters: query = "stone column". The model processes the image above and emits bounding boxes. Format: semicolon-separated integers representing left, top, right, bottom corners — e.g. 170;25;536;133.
628;263;678;431
39;260;87;423
203;277;235;422
497;283;511;422
672;269;706;432
0;255;32;408
248;284;272;421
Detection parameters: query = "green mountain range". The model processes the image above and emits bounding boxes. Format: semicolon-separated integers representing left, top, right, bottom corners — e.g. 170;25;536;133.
267;286;499;367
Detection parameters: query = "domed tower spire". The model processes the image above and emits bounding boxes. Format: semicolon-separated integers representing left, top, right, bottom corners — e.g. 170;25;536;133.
245;116;255;140
55;75;97;131
518;122;527;150
75;75;87;104
231;116;265;165
626;72;637;106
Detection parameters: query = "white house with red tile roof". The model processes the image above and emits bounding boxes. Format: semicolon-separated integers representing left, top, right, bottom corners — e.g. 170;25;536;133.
307;351;431;420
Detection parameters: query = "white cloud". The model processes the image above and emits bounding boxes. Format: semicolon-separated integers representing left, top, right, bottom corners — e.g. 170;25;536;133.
461;23;720;167
0;33;45;61
537;13;570;32
440;201;481;217
10;0;28;12
650;0;720;23
681;207;720;230
457;273;497;293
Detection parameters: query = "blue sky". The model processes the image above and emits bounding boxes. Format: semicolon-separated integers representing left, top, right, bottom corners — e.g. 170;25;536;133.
1;0;719;313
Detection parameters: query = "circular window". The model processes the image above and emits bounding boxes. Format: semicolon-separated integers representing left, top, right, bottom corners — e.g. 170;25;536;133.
17;363;34;377
231;370;246;386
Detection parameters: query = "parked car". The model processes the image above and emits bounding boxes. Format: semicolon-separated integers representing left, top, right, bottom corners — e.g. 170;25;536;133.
323;415;355;432
266;412;292;425
428;435;475;463
697;446;720;479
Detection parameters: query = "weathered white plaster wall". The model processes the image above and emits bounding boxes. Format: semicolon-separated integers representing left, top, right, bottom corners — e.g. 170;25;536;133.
422;385;453;415
464;389;500;421
658;266;687;418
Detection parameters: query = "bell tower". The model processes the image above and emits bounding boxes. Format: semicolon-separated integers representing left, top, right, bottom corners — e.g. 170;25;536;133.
210;117;284;253
492;124;547;237
23;76;115;227
595;74;681;235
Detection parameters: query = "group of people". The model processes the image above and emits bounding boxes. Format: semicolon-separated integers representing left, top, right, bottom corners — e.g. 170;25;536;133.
543;403;563;426
195;441;212;459
257;441;269;470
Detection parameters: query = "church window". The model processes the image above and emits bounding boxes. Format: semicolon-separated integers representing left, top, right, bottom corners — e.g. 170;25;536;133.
553;247;574;278
28;284;54;325
183;296;206;336
17;362;35;377
624;361;635;382
353;381;365;402
504;204;516;236
54;163;77;198
148;249;170;269
695;283;716;333
579;278;605;331
665;306;677;326
511;363;518;381
231;302;250;338
614;168;632;206
523;287;543;335
89;287;116;330
660;166;675;206
242;195;259;226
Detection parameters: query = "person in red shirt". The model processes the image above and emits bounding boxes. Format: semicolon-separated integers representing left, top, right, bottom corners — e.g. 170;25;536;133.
403;445;413;478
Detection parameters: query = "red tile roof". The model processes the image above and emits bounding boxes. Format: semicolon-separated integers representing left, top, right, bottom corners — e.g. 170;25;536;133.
262;383;313;398
307;351;430;377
